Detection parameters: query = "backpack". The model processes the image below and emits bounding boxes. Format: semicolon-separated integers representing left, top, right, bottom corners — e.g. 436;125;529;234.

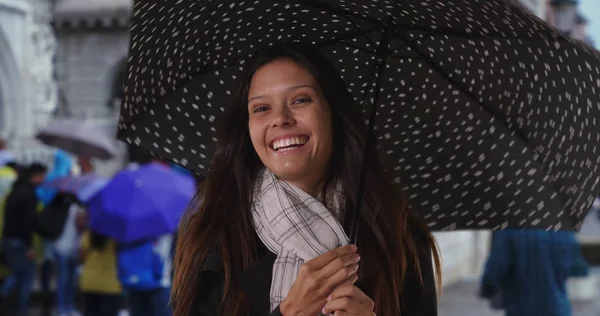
36;193;77;240
117;240;163;291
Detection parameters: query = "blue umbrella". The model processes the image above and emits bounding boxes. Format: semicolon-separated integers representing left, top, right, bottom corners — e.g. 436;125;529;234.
37;149;73;205
88;162;195;243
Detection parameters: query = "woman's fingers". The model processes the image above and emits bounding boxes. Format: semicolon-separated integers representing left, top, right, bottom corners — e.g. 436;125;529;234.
328;284;375;311
305;244;357;270
284;245;359;315
332;312;353;316
322;293;375;315
328;265;359;288
318;252;360;279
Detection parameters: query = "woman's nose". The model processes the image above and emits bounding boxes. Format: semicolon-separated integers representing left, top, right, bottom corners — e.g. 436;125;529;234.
271;106;295;128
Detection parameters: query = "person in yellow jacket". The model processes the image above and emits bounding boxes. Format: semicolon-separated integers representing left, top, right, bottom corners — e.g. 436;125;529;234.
79;230;123;316
0;165;18;280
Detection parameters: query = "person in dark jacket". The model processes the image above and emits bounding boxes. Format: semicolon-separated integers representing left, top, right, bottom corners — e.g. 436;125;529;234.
479;229;584;316
171;45;441;316
480;229;587;316
0;163;47;316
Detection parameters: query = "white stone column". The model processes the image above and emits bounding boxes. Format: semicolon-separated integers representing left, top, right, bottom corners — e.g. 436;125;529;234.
0;0;57;158
0;0;30;141
26;0;58;133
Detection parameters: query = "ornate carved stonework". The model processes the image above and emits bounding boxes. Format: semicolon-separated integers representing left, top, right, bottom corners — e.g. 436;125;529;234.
27;0;57;116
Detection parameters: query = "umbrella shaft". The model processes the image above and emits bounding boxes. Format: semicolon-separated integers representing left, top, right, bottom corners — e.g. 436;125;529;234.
350;31;390;244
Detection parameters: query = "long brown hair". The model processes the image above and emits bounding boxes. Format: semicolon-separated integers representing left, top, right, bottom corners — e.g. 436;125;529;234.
172;44;442;316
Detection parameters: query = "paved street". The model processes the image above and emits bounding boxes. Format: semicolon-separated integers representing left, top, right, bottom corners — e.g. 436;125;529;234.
438;213;600;316
580;207;600;239
21;212;600;315
438;280;599;316
22;280;597;316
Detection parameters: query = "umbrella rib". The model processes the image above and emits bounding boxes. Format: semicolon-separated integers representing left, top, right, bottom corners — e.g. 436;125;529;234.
388;51;425;60
392;28;531;144
310;25;385;53
302;0;562;41
120;25;386;127
390;22;562;41
349;32;391;244
301;0;385;27
304;0;450;54
343;15;382;52
339;40;378;55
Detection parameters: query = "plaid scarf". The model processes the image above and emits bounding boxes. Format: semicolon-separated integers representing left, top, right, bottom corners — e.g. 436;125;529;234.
252;168;350;311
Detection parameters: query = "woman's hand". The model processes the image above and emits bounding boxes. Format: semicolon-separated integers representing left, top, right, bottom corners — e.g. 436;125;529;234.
322;284;375;316
280;245;360;316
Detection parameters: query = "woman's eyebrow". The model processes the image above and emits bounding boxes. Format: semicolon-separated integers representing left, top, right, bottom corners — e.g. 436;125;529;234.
248;84;315;103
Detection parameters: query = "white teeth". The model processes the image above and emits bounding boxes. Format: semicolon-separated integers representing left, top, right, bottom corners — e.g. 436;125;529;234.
272;137;307;150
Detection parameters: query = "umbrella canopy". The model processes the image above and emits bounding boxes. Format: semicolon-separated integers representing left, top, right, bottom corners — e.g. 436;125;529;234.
42;173;109;203
36;118;118;160
87;163;195;243
117;0;600;231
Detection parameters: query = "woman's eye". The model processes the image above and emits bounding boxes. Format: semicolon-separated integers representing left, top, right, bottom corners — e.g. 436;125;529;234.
292;97;312;104
253;106;269;113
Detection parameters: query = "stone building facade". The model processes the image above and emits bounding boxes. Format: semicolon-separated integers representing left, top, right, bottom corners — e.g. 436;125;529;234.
0;0;57;162
53;0;130;120
51;0;132;173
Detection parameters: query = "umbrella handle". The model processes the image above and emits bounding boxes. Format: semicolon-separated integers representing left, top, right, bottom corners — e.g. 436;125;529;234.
349;31;389;244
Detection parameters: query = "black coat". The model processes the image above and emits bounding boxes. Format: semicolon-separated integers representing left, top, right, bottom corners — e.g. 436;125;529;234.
2;180;39;248
192;237;438;316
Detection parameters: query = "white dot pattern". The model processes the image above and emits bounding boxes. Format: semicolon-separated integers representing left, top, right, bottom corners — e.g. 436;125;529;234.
118;0;600;231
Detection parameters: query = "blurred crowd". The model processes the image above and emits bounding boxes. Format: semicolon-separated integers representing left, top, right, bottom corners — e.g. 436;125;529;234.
0;138;200;316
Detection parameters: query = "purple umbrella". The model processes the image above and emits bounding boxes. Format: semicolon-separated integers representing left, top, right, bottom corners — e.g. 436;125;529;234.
88;162;196;243
42;173;108;202
36;118;118;160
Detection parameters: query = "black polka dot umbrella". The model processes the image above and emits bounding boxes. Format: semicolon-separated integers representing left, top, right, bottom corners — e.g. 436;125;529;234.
118;0;600;231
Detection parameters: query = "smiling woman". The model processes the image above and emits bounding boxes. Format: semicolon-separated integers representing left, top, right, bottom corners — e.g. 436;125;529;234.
172;44;441;316
247;59;333;196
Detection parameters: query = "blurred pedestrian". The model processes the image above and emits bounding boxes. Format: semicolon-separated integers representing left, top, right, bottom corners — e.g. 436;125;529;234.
79;231;123;316
36;150;74;316
0;161;20;310
117;234;173;316
49;194;83;316
0;162;19;205
479;229;585;316
0;163;48;316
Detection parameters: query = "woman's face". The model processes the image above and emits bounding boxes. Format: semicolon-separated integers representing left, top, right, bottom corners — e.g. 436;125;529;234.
248;58;333;195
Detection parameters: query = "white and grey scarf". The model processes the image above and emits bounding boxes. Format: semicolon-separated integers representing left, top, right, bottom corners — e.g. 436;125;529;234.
251;168;350;310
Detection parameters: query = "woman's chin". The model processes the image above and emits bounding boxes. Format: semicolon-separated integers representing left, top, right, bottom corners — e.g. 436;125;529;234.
271;167;319;192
